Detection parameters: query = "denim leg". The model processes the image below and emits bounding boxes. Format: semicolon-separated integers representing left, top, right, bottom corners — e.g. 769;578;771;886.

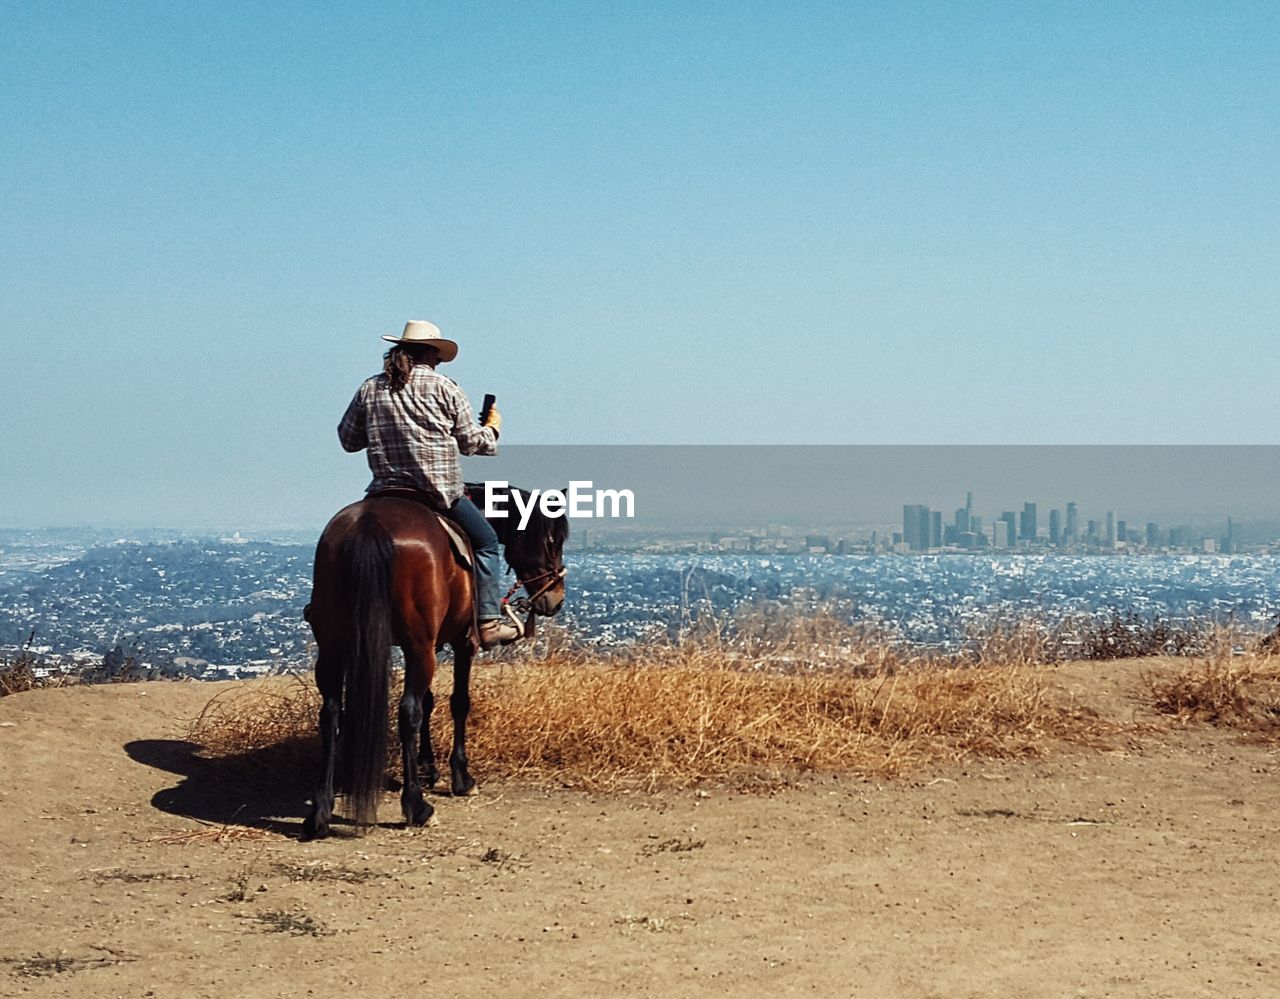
447;496;503;620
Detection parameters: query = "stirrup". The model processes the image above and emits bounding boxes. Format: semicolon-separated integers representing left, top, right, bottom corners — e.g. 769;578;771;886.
502;602;526;631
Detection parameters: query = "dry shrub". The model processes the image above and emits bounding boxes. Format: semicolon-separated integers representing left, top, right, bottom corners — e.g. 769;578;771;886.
190;675;319;773
706;601;907;675
1257;617;1280;656
1147;655;1280;734
1076;612;1214;660
190;640;1111;790
0;653;37;697
964;618;1062;668
463;649;1109;789
1;632;41;697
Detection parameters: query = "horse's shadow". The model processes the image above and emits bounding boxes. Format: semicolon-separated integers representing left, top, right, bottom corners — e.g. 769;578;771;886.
125;738;441;838
125;738;314;839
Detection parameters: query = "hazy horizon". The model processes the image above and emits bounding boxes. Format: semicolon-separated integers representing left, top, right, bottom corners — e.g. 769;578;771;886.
3;446;1277;535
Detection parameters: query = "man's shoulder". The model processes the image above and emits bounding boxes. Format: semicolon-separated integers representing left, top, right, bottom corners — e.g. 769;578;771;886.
411;367;463;392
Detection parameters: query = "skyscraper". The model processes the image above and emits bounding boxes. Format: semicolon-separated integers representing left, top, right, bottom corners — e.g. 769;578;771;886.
1223;517;1241;554
1001;511;1018;548
1049;509;1061;546
1065;501;1079;543
903;504;931;551
1021;502;1037;542
1106;511;1116;548
903;505;920;550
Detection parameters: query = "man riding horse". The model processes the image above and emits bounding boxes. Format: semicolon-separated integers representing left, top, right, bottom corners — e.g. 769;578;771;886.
336;319;522;649
301;319;566;836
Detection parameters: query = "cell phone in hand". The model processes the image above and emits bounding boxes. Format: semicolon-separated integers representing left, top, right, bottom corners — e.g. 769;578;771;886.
480;394;496;424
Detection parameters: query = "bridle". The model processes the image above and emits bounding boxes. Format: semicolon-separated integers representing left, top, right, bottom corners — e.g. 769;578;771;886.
500;565;566;637
504;566;566;605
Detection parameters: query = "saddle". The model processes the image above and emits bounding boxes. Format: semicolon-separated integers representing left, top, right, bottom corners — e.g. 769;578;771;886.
368;488;472;571
368;487;528;638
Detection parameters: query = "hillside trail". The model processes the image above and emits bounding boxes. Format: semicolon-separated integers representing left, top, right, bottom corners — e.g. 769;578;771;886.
0;660;1277;998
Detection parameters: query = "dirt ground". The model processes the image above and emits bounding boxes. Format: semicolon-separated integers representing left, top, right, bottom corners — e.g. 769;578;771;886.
0;660;1277;998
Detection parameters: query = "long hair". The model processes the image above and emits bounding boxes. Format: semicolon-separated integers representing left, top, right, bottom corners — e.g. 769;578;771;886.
383;344;440;392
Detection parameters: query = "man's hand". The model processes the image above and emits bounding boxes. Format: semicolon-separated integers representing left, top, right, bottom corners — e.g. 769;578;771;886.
483;405;502;437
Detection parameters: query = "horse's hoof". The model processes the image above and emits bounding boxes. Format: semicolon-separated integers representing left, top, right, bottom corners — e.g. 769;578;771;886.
302;813;329;840
454;781;479;798
402;795;435;828
418;763;440;789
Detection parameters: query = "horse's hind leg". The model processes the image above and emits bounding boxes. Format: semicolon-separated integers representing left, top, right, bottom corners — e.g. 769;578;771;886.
449;640;478;797
398;644;436;827
416;685;440;789
303;647;341;840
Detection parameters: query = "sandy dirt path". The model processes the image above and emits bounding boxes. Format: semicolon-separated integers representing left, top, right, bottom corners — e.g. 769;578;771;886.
1;663;1277;998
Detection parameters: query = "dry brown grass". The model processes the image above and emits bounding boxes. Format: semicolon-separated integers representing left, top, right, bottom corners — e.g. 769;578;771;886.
962;617;1065;668
0;656;38;697
696;602;908;674
463;652;1111;789
0;636;43;697
189;674;320;774
190;637;1114;791
1146;653;1280;736
142;823;286;845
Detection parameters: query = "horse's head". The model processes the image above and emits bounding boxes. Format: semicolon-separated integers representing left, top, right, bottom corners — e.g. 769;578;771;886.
470;483;569;617
504;489;569;616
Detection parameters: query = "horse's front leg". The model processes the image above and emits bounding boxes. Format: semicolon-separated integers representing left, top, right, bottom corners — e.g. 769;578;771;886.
398;645;435;827
449;641;478;797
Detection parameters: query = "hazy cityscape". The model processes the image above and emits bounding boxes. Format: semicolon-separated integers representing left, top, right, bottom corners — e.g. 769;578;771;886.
635;487;1275;559
897;492;1249;554
3;487;1279;681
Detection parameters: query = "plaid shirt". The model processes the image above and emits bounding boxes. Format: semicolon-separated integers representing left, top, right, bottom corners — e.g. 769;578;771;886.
338;365;497;507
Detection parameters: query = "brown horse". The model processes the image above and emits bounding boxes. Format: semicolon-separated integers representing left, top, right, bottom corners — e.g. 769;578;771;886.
302;483;567;838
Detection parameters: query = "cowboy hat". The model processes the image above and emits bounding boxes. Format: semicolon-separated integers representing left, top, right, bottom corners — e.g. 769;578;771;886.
381;320;458;362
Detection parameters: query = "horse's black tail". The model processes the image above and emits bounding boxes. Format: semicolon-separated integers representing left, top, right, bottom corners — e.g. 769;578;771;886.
338;512;394;831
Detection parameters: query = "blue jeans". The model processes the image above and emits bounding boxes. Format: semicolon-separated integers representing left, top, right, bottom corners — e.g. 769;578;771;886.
447;495;503;621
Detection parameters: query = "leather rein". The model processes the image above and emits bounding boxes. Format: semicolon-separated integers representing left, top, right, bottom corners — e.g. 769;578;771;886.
501;566;566;638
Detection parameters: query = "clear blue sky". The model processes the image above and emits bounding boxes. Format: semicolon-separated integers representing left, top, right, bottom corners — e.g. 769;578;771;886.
2;3;1277;526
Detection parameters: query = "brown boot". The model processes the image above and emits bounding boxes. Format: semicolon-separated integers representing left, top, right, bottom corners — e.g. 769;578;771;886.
479;618;521;650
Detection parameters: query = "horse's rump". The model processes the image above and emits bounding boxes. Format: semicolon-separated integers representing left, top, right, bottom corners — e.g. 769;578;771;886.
364;487;474;570
310;496;476;652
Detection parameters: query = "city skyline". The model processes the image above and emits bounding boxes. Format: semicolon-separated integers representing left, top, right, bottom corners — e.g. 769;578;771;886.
901;493;1249;554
